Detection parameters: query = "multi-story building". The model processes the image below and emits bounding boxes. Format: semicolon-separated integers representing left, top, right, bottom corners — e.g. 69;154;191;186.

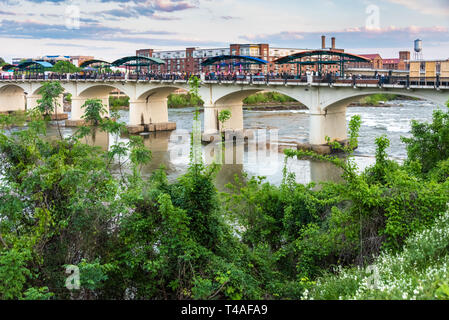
346;51;410;71
348;54;383;69
137;44;316;74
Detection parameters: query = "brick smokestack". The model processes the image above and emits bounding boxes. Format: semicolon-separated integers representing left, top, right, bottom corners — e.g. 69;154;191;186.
321;35;326;49
331;37;336;49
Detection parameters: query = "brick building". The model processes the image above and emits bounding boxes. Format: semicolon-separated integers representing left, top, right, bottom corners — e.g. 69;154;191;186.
136;36;347;75
346;51;410;70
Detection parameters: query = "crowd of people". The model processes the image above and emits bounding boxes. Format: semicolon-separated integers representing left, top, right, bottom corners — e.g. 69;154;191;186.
0;69;437;87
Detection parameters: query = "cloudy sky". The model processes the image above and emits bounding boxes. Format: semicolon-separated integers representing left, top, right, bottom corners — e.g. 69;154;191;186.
0;0;448;62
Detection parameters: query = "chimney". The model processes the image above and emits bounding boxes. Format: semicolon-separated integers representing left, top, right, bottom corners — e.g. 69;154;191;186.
321;35;326;49
331;37;336;49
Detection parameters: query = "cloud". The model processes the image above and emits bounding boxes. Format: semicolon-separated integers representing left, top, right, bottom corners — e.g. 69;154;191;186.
0;10;16;15
0;18;225;48
384;0;449;16
99;0;197;19
241;26;449;50
0;19;175;40
152;0;196;12
220;15;239;20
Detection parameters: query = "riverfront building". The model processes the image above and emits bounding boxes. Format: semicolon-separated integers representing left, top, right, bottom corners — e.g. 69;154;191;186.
136;36;347;75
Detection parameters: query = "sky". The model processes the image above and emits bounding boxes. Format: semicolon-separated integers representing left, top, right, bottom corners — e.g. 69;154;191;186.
0;0;448;63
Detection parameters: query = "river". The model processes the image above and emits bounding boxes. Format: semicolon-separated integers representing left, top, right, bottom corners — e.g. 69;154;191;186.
38;99;442;191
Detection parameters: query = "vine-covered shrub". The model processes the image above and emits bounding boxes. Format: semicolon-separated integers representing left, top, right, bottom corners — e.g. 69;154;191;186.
0;81;448;300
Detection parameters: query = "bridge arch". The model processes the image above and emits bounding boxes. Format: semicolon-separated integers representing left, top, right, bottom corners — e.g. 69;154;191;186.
0;84;26;112
202;87;305;134
323;90;448;112
136;84;189;101
77;84;133;99
128;85;189;127
211;87;305;107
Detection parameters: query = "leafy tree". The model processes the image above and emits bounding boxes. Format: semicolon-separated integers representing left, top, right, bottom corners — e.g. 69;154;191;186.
402;101;449;174
81;98;108;125
218;109;231;127
37;81;65;138
52;60;80;74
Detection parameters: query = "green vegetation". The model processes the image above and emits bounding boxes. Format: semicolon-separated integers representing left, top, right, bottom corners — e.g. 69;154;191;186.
109;96;130;109
243;92;297;105
359;94;419;106
51;61;81;74
168;93;204;108
0;57;5;67
360;94;397;105
0;80;448;300
303;211;449;300
166;91;297;108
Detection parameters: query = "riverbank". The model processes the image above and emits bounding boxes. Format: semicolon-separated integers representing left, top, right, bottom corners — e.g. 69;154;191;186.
348;94;420;107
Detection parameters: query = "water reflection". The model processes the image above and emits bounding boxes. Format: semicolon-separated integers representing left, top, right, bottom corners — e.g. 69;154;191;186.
33;99;441;189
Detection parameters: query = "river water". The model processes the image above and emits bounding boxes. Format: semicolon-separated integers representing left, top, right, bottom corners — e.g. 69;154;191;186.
43;99;442;190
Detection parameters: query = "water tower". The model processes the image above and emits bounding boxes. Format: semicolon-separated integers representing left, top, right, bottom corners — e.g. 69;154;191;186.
414;39;423;61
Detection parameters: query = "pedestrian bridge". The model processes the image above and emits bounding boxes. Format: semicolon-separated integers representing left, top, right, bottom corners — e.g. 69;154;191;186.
0;77;448;146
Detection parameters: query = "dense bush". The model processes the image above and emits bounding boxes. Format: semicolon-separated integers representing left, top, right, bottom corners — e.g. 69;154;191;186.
0;80;448;300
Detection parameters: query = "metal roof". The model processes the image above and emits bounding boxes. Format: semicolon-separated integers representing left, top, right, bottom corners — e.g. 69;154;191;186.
17;61;54;69
201;55;268;66
274;50;371;64
1;64;18;71
111;56;166;66
79;59;111;68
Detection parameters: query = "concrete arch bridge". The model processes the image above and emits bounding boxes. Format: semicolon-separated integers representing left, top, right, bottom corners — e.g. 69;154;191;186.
0;78;447;147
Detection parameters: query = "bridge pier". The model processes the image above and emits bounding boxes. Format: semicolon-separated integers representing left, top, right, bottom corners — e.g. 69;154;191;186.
26;94;67;119
202;103;244;141
309;104;348;146
127;98;175;134
66;96;109;126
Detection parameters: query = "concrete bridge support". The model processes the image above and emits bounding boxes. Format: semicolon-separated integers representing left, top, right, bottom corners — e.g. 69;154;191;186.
67;96;109;126
129;98;169;125
26;94;66;119
128;85;177;134
309;103;348;145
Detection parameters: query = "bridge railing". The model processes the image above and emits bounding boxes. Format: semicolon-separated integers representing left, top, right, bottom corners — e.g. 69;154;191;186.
1;73;448;88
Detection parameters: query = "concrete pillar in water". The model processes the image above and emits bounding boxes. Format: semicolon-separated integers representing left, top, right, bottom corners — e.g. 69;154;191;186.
203;103;218;135
128;98;174;134
26;94;65;116
67;96;109;125
25;95;40;111
309;103;347;145
218;103;244;132
70;96;87;122
129;99;147;126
